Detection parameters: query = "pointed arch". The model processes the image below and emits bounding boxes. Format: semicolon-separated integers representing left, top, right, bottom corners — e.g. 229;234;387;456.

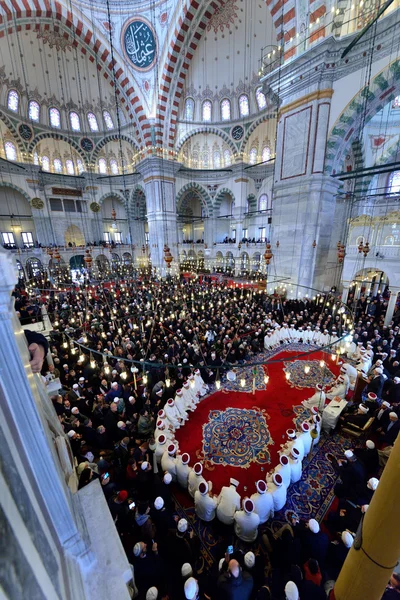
176;127;237;155
98;191;126;206
28;132;87;163
176;183;213;217
213;187;236;215
0;182;31;203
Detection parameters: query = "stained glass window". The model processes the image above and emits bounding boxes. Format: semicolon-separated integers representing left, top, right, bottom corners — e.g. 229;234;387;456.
249;147;257;164
110;159;119;174
49;107;61;128
239;94;250;117
256;88;267;110
77;159;84;174
66;159;74;175
69;111;81;132
258;194;269;211
262;146;271;162
4;141;17;161
223;149;231;167
185;98;195;121
98;158;107;174
388;171;400;195
53;159;62;173
213;151;221;169
103;110;114;130
33;152;39;165
41;156;50;171
87;112;99;131
28;100;40;122
202;100;212;122
203;151;209;168
7;90;19;112
392;96;400;109
221;98;231;121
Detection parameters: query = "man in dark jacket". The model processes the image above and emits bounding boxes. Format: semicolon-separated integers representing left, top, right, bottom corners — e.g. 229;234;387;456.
295;519;329;566
380;412;400;445
217;559;253;600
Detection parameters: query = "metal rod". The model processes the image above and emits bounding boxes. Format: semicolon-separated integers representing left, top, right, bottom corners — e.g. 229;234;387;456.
341;0;395;58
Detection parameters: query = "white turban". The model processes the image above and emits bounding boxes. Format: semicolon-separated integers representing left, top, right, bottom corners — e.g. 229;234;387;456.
342;531;354;548
308;519;320;533
285;581;299;600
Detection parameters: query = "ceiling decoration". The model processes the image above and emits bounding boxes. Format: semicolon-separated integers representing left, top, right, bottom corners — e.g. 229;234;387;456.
206;0;240;34
122;17;158;72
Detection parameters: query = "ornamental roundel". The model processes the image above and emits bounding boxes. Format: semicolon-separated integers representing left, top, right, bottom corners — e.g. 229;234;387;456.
18;123;33;141
231;125;244;141
80;137;94;152
90;202;100;212
31;197;44;209
121;17;158;72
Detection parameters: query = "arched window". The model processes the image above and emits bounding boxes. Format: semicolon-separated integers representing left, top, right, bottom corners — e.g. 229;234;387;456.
98;158;107;174
258;194;269;211
28;100;40;122
33;152;39;165
110;159;119;174
49;107;61;128
213;151;221;169
231;200;235;215
7;90;19;112
221;98;231;121
203;151;209;168
239;94;249;117
87;112;99;132
262;146;271;162
388;171;400;195
69;111;81;132
41;156;50;171
103;110;114;130
53;158;62;173
4;141;17;161
66;159;74;175
185;98;195;121
202;100;212;122
255;88;267;110
224;149;232;167
392;96;400;109
249;147;258;165
76;159;84;174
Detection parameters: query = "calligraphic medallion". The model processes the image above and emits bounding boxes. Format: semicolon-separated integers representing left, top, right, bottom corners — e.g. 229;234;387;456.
122;17;157;71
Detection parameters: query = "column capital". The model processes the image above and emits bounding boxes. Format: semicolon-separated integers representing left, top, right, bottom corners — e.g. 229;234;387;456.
137;157;181;181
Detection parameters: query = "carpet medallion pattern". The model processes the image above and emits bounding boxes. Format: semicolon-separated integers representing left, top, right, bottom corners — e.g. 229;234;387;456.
201;407;272;468
283;359;336;389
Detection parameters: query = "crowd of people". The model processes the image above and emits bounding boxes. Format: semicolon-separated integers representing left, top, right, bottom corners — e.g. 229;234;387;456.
17;277;400;600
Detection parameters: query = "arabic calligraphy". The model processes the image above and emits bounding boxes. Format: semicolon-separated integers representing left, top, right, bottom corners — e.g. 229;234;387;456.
123;19;157;71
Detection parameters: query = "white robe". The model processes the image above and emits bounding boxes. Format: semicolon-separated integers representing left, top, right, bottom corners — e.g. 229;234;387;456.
302;389;326;410
155;422;176;443
216;485;241;525
194;372;208;397
250;491;274;523
188;470;206;498
165;402;182;429
327;379;347;400
289;456;302;483
234;510;260;543
161;451;177;481
182;386;197;411
194;491;217;522
298;430;312;455
269;481;287;512
269;461;291;489
176;456;191;488
174;394;189;421
155;441;168;462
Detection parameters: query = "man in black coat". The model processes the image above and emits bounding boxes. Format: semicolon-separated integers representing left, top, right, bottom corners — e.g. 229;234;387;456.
217;559;253;600
294;519;329;566
353;439;379;475
365;368;385;398
380;412;400;445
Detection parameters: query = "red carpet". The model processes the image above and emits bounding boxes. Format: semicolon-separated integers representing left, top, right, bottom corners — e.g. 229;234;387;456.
174;351;340;496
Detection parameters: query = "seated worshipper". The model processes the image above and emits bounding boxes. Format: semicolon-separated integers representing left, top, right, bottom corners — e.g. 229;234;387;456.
217;559;254;600
353;439;379;475
269;473;287;512
339;403;370;429
379;412;400;445
268;453;291;489
327;530;354;580
164;398;183;429
194;481;218;522
250;480;274;524
365;367;385;398
234;498;260;543
283;428;305;461
332;449;367;499
181;383;197;412
216;478;241;525
341;362;358;390
302;384;326;410
188;462;207;498
194;369;209;397
161;443;178;482
326;374;348;401
174;389;191;419
297;421;313;455
294;518;329;566
288;447;302;483
176;452;191;489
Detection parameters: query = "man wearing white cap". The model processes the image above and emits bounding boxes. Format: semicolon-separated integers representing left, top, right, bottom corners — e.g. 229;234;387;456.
284;429;305;461
165;399;183;429
161;444;178;482
268;454;291;489
300;518;329;565
234;498;260;543
188;462;206;498
301;384;325;410
297;421;313;455
154;434;168;464
284;581;299;600
353;439;379;475
194;369;208;397
387;376;400;404
183;380;200;408
250;480;274;523
374;400;392;431
172;392;189;422
288;447;302;483
176;453;191;489
365;367;385;398
154;417;176;445
326;374;348;401
269;473;287;512
380;411;400;445
216;478;241;525
340;403;370;429
194;481;217;522
332;449;367;499
184;577;200;600
181;383;197;412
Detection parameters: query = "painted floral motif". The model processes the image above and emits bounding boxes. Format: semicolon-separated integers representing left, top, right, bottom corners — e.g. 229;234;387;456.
207;0;239;34
283;360;335;389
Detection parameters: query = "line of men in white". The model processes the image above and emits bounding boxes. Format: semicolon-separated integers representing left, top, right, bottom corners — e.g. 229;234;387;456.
152;367;323;545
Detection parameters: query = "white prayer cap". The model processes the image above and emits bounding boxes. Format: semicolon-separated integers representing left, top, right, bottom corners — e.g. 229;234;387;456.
394;377;400;384
342;531;354;548
117;421;126;429
273;473;283;486
244;551;255;568
368;392;377;401
181;563;193;577
168;444;176;455
79;377;85;382
389;412;399;419
111;380;118;387
114;398;120;404
184;577;197;600
178;518;188;533
375;367;383;374
301;422;310;432
146;587;158;600
167;399;175;406
71;407;79;414
382;401;391;408
198;481;208;495
286;429;296;439
63;364;68;368
141;461;149;471
308;519;320;534
284;581;299;600
133;542;143;557
154;497;164;510
359;404;369;414
163;473;172;485
280;454;289;466
244;499;254;513
181;453;190;464
256;480;267;494
367;477;379;490
67;430;76;438
344;450;354;459
129;396;135;402
194;463;203;475
366;440;375;449
73;384;79;389
361;504;369;513
290;447;300;459
230;477;239;487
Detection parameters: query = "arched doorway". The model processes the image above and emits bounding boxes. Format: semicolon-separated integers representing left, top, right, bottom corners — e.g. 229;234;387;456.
349;268;389;301
65;224;85;247
26;257;43;279
215;251;224;272
95;255;110;277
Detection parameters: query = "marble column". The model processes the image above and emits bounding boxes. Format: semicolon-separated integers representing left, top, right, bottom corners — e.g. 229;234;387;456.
384;289;399;326
139;158;180;277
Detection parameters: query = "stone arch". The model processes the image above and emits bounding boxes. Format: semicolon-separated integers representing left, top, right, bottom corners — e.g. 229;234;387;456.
0;110;26;152
98;191;126;206
213;187;236;215
240;114;277;151
65;225;85;247
92;134;140;161
0;182;31;203
176;183;213;217
129;185;147;220
325;59;400;176
176;127;237;155
28;133;87;163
